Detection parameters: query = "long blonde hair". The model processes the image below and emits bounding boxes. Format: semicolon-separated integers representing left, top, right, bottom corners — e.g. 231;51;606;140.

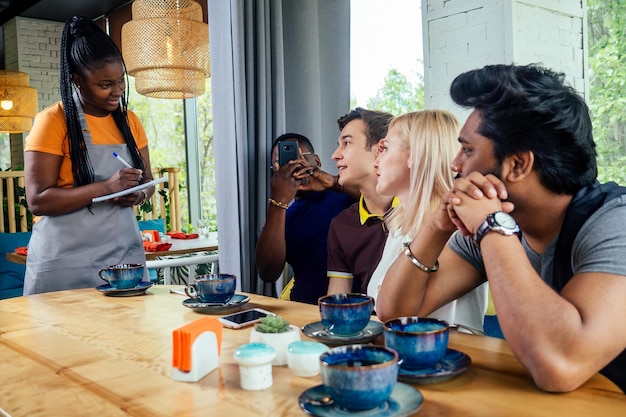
385;110;460;238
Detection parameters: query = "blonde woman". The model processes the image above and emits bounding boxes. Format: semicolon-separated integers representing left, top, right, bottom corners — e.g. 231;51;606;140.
369;110;487;331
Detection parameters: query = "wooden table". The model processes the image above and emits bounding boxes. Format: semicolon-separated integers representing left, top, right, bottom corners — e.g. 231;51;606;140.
0;287;623;417
5;235;218;265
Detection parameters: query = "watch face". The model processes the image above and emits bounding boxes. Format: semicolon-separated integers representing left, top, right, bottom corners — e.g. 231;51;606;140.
494;212;517;229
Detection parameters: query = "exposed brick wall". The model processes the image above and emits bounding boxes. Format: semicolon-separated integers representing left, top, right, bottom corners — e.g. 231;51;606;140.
422;0;586;120
3;17;63;168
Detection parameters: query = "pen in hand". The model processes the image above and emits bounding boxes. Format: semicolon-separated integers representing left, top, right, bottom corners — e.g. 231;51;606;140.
112;151;133;169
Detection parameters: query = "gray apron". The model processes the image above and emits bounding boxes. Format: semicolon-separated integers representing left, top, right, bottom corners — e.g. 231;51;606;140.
24;94;146;294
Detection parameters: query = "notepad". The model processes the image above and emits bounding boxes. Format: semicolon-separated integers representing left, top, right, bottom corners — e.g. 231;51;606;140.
92;177;167;202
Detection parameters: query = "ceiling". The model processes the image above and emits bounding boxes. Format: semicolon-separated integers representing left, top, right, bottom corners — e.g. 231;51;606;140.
0;0;133;68
0;0;132;26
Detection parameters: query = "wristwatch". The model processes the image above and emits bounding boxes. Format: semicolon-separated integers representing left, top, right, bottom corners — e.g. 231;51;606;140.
473;211;521;247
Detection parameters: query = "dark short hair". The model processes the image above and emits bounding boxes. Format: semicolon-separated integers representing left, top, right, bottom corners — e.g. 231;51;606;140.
450;63;597;194
337;107;394;150
272;132;314;153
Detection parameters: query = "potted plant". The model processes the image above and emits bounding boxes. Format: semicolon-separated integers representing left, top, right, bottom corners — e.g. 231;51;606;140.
249;315;301;366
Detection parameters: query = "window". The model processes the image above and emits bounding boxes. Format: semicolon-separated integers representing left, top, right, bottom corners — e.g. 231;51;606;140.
126;77;216;232
350;0;424;112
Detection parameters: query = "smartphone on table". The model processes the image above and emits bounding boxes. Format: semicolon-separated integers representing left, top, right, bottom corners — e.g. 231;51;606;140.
218;308;275;329
278;141;299;167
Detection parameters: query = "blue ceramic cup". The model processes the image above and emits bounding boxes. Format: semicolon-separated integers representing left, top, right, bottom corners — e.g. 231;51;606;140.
98;263;144;289
318;293;374;336
383;317;449;370
185;274;236;304
320;344;398;411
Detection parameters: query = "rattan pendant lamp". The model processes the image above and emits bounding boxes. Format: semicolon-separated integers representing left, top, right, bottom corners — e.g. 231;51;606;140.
0;71;38;132
121;0;210;99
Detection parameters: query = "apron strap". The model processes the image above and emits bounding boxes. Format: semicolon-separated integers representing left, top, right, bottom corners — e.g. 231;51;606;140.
73;90;93;145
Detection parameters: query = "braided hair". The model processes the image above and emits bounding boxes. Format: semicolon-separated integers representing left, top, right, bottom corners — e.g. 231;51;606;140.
59;15;144;187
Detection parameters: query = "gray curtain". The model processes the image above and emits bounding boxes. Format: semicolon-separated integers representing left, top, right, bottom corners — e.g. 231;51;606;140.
208;0;350;295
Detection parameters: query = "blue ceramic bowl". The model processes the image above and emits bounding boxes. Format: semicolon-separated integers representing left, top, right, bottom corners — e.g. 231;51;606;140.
320;344;398;411
383;317;449;370
185;274;236;304
318;293;374;336
98;263;144;289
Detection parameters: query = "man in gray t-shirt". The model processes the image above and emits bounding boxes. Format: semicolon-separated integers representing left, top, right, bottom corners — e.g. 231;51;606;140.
376;64;626;394
448;194;626;290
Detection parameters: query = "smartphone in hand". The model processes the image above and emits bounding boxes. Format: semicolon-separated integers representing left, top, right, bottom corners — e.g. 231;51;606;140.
278;141;299;167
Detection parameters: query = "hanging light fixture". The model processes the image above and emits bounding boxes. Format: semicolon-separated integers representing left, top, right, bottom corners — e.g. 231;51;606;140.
0;71;38;133
121;0;210;99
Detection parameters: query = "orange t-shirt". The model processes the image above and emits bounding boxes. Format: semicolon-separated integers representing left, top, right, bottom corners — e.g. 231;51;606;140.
24;101;149;188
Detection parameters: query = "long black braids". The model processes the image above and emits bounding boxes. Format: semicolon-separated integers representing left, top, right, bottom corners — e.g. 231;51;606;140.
60;15;145;187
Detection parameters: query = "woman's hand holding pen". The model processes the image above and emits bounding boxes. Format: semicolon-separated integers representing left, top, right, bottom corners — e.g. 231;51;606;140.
106;168;144;207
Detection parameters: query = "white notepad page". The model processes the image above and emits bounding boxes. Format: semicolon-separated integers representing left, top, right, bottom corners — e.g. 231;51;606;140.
92;177;167;202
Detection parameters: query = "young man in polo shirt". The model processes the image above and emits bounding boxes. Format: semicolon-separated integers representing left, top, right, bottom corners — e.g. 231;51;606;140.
326;108;395;295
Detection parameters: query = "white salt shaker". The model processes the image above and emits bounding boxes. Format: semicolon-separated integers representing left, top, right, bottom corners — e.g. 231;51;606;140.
287;341;329;377
233;343;276;390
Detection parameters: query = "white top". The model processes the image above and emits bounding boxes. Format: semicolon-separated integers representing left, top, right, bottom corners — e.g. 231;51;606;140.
368;232;489;331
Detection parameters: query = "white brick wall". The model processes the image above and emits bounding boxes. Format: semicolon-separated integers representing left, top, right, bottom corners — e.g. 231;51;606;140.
4;17;63;168
4;17;64;110
422;0;587;122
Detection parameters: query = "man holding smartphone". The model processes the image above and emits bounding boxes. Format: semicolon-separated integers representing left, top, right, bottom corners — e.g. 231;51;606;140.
255;133;355;304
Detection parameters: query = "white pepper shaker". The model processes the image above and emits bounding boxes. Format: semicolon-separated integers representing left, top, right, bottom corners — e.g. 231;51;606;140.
233;343;276;390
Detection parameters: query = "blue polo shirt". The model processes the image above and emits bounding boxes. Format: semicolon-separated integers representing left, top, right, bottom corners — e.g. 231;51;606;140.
285;190;354;304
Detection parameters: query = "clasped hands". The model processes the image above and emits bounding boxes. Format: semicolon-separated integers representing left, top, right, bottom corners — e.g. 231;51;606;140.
440;172;515;237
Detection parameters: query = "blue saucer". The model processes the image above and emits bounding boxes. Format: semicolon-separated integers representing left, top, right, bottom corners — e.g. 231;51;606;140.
182;293;250;314
96;281;153;297
397;349;471;384
302;321;383;345
299;382;423;417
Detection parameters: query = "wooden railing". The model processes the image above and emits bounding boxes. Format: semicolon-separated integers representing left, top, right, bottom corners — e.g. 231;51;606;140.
134;167;182;232
1;168;181;233
0;171;29;233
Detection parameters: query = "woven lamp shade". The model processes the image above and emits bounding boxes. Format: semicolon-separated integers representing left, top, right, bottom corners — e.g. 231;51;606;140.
0;71;38;133
122;0;210;99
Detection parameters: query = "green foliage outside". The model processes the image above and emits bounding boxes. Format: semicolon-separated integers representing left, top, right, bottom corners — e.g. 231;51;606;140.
366;68;425;115
587;0;626;184
126;78;217;232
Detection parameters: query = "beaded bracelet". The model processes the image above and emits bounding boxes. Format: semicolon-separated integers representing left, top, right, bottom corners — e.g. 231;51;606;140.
268;198;289;210
135;189;148;206
403;241;439;273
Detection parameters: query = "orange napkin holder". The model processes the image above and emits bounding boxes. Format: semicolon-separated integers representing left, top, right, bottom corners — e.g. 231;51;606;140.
142;230;161;242
172;317;222;382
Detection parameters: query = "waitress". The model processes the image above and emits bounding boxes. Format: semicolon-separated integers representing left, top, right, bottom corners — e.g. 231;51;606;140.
23;16;154;294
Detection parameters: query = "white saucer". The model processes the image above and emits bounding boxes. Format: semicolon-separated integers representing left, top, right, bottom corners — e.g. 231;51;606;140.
302;320;383;345
299;382;423;417
96;281;153;297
